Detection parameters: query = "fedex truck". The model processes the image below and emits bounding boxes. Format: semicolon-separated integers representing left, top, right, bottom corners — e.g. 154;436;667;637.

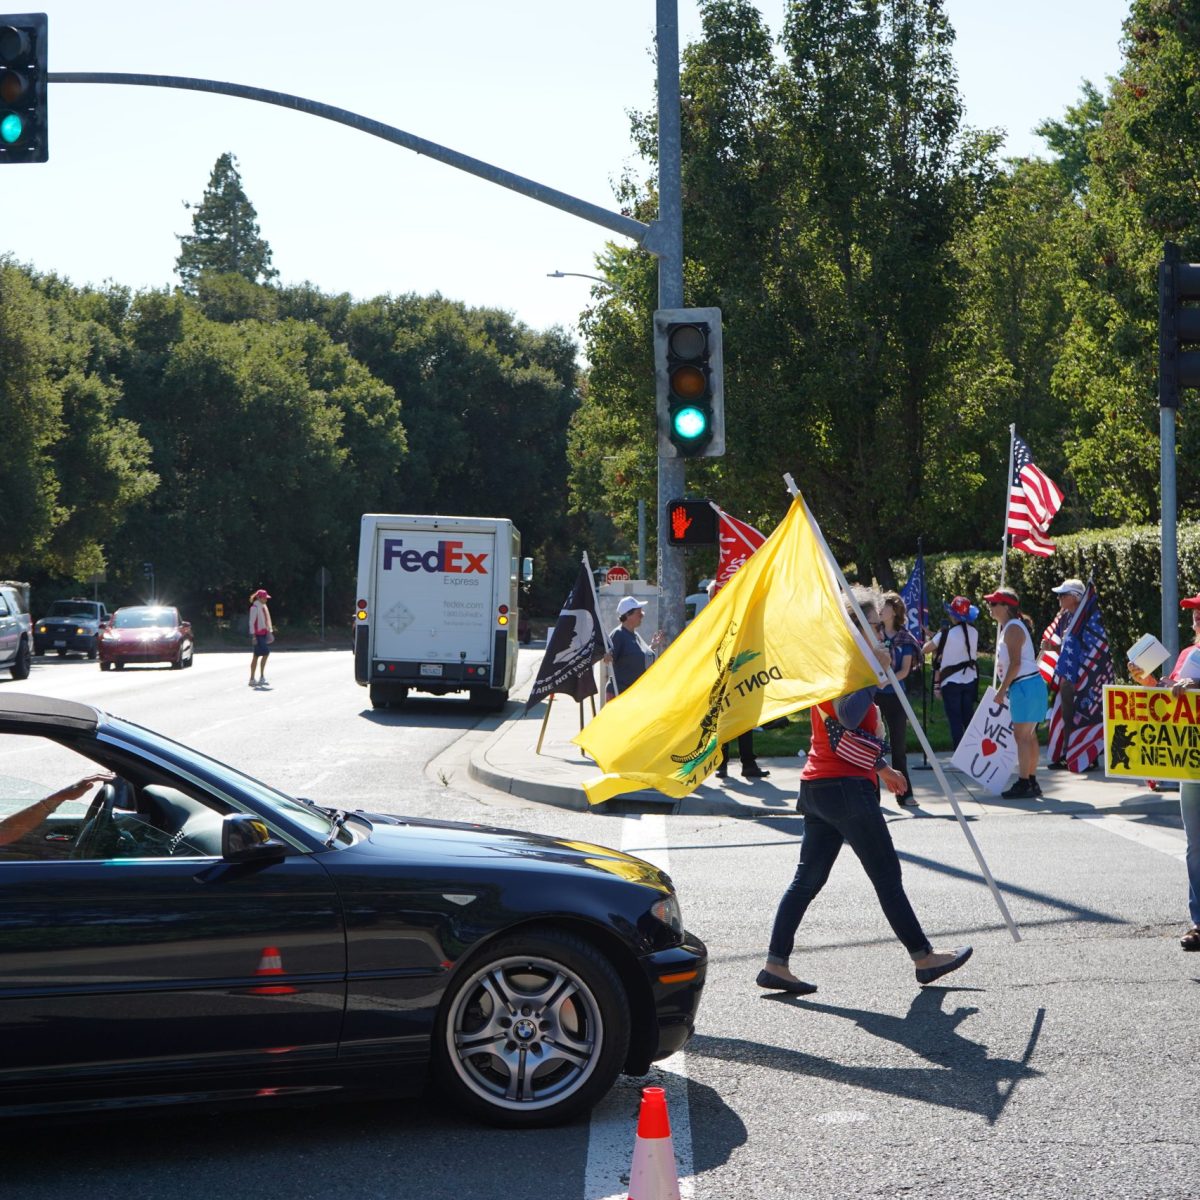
354;514;529;710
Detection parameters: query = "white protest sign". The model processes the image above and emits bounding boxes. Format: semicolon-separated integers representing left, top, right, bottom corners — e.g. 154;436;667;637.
950;686;1018;794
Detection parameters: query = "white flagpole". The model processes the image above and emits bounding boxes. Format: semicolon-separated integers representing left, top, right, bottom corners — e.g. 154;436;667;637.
782;473;1022;944
1001;423;1016;589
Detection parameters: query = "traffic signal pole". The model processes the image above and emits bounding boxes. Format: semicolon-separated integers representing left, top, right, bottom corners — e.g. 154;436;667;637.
655;0;687;641
49;2;693;636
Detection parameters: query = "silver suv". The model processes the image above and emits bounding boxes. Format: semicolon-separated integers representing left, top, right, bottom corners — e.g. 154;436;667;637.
0;582;32;681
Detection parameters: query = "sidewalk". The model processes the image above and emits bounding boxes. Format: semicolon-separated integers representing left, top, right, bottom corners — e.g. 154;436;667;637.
468;671;1181;819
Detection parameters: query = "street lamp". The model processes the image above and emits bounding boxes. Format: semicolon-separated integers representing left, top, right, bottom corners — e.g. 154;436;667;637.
547;270;624;295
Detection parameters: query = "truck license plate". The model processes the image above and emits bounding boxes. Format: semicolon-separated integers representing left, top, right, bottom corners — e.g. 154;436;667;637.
420;663;443;677
54;640;66;647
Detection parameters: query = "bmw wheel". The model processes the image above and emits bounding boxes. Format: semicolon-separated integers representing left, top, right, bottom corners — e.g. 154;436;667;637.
434;929;630;1128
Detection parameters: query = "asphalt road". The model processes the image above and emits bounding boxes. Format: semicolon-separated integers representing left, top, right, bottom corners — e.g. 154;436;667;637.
3;648;1196;1200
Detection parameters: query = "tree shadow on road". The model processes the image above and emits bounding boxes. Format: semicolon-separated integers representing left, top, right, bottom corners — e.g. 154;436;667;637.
687;988;1045;1126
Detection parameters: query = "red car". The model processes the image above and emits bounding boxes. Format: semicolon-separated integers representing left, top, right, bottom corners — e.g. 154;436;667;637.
99;606;195;671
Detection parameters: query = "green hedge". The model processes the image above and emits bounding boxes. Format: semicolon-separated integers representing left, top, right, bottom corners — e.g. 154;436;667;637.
892;521;1200;661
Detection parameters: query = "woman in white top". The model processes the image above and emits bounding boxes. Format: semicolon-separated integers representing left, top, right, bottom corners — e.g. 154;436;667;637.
984;586;1049;799
248;588;273;687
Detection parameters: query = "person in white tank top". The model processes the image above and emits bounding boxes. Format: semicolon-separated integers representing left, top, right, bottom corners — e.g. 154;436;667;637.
984;586;1049;799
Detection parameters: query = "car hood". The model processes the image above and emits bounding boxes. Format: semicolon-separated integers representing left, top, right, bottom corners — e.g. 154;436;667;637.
39;616;100;628
352;812;672;892
106;627;179;639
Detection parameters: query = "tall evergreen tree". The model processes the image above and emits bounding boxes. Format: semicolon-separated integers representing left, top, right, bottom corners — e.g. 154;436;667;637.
175;153;279;292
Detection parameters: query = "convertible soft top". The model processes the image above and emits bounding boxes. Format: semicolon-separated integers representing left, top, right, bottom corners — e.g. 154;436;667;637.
0;693;101;732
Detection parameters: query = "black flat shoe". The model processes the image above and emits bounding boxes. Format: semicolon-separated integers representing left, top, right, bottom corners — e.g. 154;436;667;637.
756;968;817;995
742;767;771;779
915;946;973;986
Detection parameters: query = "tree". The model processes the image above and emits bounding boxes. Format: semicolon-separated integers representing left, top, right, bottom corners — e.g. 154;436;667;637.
175;153;279;292
1051;1;1200;526
572;0;997;580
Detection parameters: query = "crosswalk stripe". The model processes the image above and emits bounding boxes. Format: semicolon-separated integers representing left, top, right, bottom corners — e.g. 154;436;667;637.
1075;813;1188;861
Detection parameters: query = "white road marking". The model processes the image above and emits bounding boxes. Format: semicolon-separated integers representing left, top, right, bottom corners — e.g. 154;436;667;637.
1075;813;1188;862
584;813;694;1200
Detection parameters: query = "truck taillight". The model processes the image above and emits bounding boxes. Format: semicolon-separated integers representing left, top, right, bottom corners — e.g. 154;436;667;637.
357;599;368;621
497;604;509;626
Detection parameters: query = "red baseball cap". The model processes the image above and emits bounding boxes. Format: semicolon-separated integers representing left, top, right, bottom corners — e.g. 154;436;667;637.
983;587;1020;606
1181;593;1200;609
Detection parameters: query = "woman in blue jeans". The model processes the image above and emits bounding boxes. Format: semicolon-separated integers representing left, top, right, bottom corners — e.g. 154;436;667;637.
1129;590;1200;952
758;587;973;994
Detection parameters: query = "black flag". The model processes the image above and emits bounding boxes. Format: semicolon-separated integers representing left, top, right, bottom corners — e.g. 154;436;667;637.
525;561;607;709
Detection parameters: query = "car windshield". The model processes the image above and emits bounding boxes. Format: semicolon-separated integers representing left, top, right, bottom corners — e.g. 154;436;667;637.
48;601;99;618
113;608;177;629
103;715;350;844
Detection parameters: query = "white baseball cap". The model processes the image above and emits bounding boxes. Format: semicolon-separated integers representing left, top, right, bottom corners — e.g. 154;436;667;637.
617;597;647;617
1051;578;1086;598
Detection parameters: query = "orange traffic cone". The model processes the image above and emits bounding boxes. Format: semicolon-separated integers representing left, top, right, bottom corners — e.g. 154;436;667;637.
250;945;295;995
627;1086;680;1200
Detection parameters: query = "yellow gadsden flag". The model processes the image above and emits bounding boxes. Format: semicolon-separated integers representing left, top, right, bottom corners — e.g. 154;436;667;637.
574;496;881;804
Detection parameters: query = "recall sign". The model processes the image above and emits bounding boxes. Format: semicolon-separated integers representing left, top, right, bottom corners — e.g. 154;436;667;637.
1102;685;1200;782
950;686;1018;795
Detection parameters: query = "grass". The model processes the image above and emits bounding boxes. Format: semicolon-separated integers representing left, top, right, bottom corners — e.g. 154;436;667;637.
748;655;1048;757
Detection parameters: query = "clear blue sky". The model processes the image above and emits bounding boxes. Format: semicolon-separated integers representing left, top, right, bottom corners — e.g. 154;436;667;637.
1;1;1129;342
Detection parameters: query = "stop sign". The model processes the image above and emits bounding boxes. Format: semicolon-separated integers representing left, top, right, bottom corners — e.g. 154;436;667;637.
606;565;630;583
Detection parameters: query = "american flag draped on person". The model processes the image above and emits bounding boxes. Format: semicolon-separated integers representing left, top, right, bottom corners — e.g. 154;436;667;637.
1007;435;1064;557
1046;580;1115;771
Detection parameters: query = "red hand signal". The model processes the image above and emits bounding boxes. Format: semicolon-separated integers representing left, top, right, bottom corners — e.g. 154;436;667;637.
670;505;692;541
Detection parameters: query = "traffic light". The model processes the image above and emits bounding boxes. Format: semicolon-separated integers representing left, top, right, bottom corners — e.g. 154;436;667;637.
654;307;724;457
1158;241;1200;409
0;14;47;164
666;498;718;546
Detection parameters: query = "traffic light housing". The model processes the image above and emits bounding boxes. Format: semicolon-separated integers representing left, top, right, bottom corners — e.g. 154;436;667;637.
654;307;724;457
1158;241;1200;409
666;498;718;546
0;13;47;164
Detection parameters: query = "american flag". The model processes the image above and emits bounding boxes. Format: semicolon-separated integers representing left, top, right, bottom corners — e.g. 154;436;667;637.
1038;607;1070;683
713;506;766;592
1008;435;1064;557
1046;581;1115;770
823;715;889;771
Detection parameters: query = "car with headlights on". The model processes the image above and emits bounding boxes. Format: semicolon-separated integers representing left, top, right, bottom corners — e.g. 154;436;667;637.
0;693;706;1126
34;598;109;660
98;605;194;670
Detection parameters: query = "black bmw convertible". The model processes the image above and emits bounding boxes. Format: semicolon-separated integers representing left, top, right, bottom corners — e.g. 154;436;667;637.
0;694;706;1127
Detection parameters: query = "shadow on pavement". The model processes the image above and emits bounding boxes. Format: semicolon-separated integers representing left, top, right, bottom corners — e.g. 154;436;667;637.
688;991;1046;1126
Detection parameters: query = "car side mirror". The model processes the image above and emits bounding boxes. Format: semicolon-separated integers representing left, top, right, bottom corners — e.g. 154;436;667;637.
221;813;286;863
521;556;534;584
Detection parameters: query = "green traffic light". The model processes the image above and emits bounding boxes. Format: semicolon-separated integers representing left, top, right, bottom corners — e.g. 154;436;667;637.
672;406;709;441
0;111;22;145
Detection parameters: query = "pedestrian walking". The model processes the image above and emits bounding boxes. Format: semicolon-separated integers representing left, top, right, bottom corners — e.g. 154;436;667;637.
248;588;274;687
924;596;979;749
604;597;664;697
983;586;1048;799
757;585;972;995
878;590;920;807
1128;589;1200;952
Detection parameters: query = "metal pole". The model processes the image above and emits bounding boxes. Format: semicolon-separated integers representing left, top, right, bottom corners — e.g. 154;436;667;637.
656;0;686;639
1000;423;1015;588
637;499;647;581
1161;405;1179;656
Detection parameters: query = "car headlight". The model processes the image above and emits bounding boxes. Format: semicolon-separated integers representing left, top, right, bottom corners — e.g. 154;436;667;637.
649;893;684;940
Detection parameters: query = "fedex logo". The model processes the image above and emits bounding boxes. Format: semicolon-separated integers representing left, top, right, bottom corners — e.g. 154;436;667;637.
382;538;489;574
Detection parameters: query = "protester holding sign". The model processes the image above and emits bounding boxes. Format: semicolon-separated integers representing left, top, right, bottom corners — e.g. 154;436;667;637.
1128;590;1200;952
758;586;973;995
984;586;1048;800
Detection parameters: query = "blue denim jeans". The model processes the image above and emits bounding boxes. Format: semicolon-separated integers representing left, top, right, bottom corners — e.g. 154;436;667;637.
767;776;933;964
940;680;978;749
1180;781;1200;928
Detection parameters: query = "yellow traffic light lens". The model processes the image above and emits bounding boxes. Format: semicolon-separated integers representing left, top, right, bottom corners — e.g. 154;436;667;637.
669;364;706;400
